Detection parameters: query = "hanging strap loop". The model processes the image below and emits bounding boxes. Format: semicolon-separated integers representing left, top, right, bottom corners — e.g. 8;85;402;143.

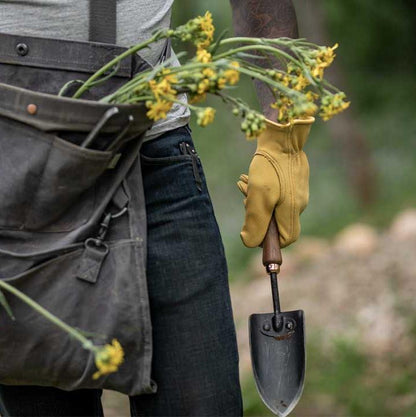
89;0;117;44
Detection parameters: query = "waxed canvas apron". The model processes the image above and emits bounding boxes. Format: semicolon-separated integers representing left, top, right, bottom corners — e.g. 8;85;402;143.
0;0;159;396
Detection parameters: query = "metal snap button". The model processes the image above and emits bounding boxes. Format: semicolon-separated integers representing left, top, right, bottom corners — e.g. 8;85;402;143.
16;43;29;56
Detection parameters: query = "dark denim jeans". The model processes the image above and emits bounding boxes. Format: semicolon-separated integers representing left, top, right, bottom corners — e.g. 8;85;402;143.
0;126;243;417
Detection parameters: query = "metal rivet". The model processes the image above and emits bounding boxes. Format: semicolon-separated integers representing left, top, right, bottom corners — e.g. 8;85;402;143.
27;104;37;115
16;43;29;56
286;321;294;330
263;323;271;331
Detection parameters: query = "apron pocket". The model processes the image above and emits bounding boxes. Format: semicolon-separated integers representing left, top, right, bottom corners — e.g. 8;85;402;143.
0;238;154;395
0;115;113;232
0;242;84;277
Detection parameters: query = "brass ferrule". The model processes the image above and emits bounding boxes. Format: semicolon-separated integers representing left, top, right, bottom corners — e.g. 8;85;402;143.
266;263;280;274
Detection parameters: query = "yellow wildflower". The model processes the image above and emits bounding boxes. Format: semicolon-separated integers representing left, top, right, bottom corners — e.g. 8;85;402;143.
271;95;294;124
223;65;240;85
174;11;214;49
281;75;292;87
189;93;207;104
319;92;350;121
287;63;299;75
202;67;216;78
197;107;216;127
294;99;318;118
197;78;210;94
160;68;178;84
230;61;240;70
293;74;309;91
303;102;318;116
317;43;338;68
274;72;283;81
196;49;212;63
148;80;162;98
310;43;338;80
149;79;176;100
146;99;173;121
217;77;227;90
159;79;176;97
92;339;124;380
305;91;319;102
200;11;214;36
275;106;289;123
311;65;324;80
196;11;215;49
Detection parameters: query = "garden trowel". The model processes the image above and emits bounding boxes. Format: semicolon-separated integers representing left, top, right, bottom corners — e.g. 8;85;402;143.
249;217;305;416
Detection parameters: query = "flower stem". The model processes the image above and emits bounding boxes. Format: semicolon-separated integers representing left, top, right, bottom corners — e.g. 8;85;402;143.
236;65;299;97
72;31;166;99
0;280;96;352
217;37;293;48
214;44;298;65
100;61;224;104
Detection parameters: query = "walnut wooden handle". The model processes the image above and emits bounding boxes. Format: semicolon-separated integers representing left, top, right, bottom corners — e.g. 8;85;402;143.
262;216;282;268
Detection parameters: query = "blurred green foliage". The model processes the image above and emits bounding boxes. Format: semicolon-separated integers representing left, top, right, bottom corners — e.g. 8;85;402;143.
323;0;415;76
172;0;416;279
171;2;416;416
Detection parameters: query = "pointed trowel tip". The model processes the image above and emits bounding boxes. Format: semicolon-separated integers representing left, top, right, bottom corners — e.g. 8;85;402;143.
259;384;304;417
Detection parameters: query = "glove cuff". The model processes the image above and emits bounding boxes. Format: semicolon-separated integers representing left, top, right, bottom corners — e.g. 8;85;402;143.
257;116;315;153
264;116;315;131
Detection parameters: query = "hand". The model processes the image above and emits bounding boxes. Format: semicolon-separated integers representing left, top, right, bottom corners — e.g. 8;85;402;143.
237;117;314;248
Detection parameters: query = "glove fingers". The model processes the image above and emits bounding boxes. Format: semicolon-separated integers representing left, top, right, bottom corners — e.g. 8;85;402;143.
237;180;248;197
273;150;309;247
273;202;301;248
239;174;248;184
241;158;280;248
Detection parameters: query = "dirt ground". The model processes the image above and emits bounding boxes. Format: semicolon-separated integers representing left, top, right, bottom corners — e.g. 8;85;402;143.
102;209;416;416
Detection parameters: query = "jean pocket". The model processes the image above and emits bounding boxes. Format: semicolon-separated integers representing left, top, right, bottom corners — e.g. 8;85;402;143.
0;116;113;232
139;126;194;161
140;152;192;165
141;133;205;194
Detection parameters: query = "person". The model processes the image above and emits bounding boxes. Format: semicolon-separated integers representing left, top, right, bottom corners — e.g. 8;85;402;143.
0;0;307;416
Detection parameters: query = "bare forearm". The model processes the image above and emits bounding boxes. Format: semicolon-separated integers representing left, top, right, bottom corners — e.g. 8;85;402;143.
230;0;298;38
230;0;299;119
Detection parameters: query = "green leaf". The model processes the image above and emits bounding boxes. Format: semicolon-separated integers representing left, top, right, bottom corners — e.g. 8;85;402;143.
209;29;229;56
0;289;15;321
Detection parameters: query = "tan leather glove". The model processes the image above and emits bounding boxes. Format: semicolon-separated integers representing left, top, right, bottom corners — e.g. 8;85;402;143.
237;117;314;248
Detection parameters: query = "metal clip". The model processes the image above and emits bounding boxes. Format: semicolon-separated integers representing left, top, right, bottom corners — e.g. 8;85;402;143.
81;108;134;152
109;206;128;219
106;115;134;152
96;212;113;244
81;107;120;149
76;206;128;284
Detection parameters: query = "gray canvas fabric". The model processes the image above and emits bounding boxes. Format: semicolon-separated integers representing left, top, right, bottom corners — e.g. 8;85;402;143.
0;0;190;140
0;32;156;395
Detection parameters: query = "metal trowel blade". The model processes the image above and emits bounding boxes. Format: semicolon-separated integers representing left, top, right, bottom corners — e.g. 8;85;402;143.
249;309;305;417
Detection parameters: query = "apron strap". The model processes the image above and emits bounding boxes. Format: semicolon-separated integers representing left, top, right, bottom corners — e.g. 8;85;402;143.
89;0;117;44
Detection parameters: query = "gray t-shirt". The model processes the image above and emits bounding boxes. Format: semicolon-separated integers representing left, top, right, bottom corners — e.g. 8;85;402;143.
0;0;190;140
